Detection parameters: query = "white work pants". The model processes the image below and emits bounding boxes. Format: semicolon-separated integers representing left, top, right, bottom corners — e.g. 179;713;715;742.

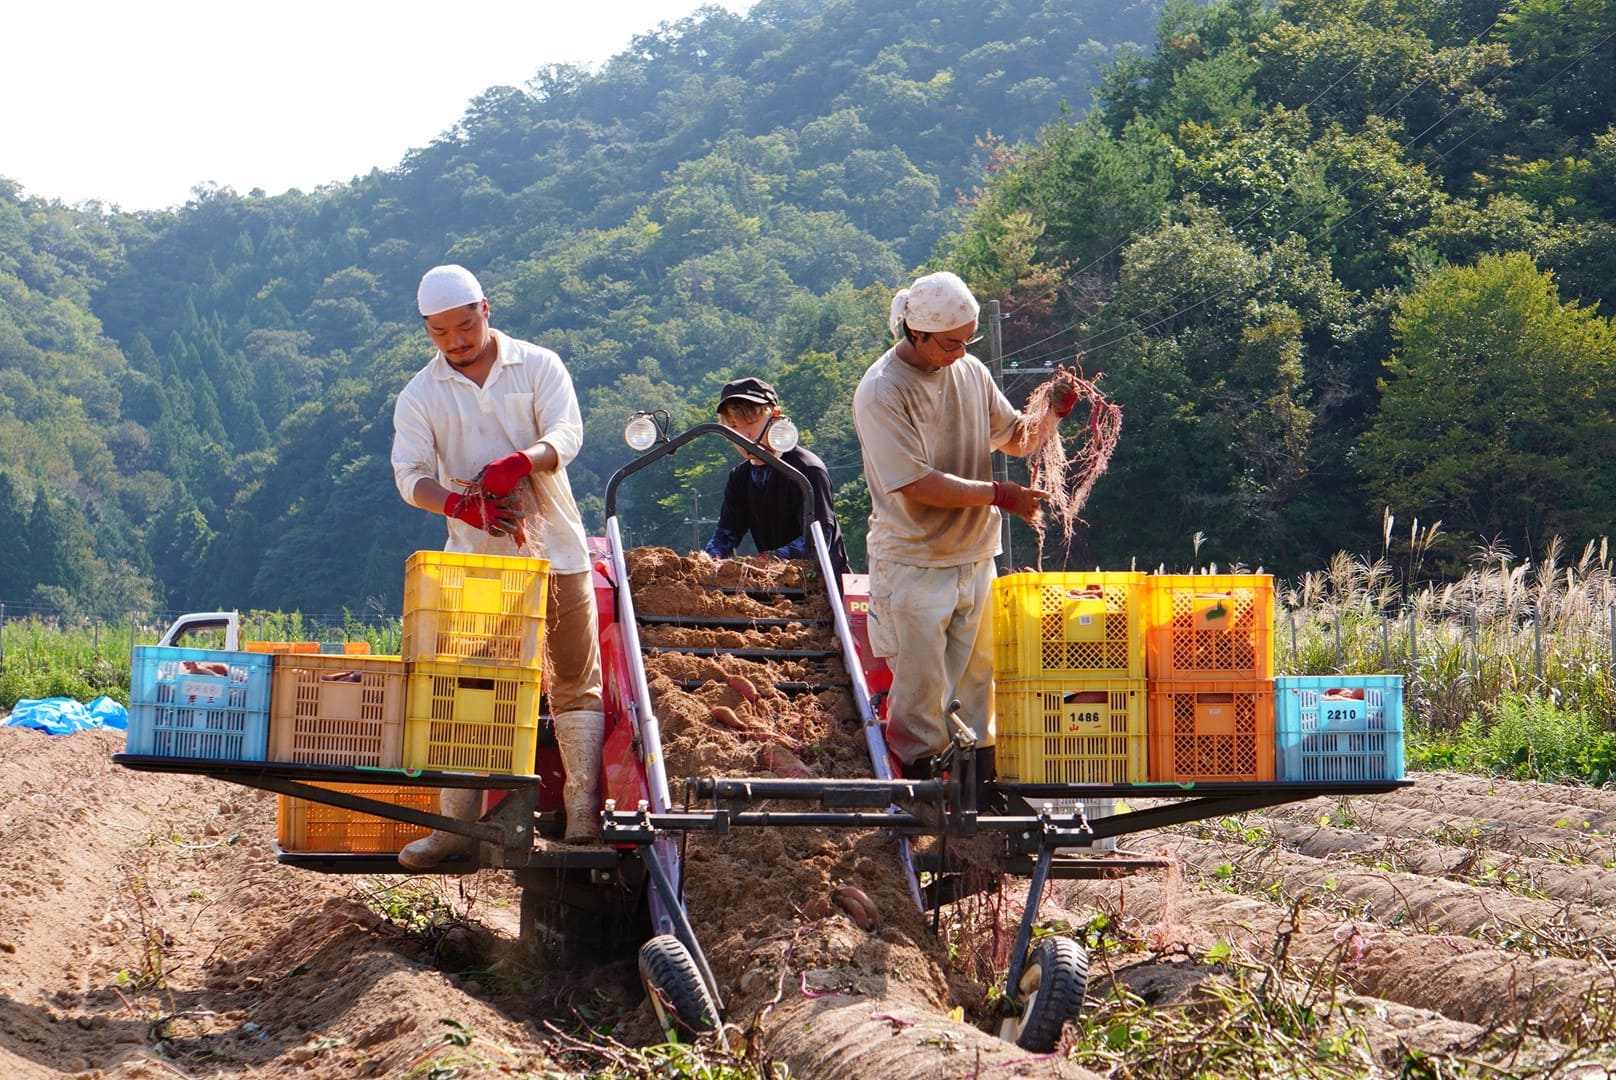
866;557;996;765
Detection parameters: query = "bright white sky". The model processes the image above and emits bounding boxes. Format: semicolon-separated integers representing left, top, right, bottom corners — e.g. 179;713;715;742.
2;1;753;212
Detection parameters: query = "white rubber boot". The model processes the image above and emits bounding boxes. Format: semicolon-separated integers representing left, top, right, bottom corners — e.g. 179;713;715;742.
554;709;605;844
396;787;483;870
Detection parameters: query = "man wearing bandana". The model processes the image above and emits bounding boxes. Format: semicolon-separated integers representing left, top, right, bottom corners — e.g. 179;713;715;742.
853;271;1079;791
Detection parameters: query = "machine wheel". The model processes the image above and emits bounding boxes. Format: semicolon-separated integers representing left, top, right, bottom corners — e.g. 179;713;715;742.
998;935;1089;1052
638;934;720;1040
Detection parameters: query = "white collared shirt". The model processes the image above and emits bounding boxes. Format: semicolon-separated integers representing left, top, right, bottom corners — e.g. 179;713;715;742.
391;329;589;573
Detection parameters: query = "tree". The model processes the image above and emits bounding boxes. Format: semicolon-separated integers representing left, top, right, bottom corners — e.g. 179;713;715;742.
0;471;33;600
1079;210;1357;570
1361;253;1616;564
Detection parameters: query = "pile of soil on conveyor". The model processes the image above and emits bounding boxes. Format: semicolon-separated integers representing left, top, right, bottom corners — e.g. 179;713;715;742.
624;549;987;1028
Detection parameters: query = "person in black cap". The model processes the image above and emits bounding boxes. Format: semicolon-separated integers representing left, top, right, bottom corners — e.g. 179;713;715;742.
704;377;851;582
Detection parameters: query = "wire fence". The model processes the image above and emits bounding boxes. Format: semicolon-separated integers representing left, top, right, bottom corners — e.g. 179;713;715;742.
0;603;406;671
4;575;1615;733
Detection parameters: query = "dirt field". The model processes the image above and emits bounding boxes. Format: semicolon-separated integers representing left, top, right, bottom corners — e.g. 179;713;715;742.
8;726;1616;1076
5;553;1616;1076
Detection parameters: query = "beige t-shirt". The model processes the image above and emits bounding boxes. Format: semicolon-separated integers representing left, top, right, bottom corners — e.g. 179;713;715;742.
853;347;1021;568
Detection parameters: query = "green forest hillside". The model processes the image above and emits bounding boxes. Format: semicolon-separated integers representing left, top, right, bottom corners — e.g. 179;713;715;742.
945;0;1616;573
2;0;1613;619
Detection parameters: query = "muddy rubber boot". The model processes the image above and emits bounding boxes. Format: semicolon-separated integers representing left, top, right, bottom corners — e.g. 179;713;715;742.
396;787;482;870
555;709;605;845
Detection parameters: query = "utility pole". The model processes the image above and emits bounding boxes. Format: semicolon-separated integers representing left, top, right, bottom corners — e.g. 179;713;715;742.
685;492;717;551
987;300;1012;574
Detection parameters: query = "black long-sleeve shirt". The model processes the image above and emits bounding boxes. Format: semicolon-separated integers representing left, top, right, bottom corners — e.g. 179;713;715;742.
704;446;851;581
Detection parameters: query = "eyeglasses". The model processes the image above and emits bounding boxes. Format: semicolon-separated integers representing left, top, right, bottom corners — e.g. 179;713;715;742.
922;332;984;351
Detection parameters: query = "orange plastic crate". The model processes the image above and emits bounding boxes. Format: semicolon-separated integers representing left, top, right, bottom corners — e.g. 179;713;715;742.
245;641;321;654
992;572;1146;680
404;660;541;776
277;783;437;854
1146;574;1274;681
402;551;549;668
997;677;1147;784
268;654;407;768
1148;679;1275;782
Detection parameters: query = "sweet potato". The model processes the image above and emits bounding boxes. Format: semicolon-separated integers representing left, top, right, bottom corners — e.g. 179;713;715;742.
759;743;813;779
831;885;881;932
709;705;748;730
726;674;760;703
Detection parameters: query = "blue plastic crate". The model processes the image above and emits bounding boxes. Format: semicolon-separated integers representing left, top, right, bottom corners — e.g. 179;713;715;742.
1274;674;1404;782
126;647;274;761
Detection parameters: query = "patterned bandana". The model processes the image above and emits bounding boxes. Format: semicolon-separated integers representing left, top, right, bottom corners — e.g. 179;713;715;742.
888;271;980;338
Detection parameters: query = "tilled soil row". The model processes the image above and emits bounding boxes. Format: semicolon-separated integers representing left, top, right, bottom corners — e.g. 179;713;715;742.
1259;788;1616;867
1250;814;1616;909
1120;828;1616;1040
1325;780;1616;842
1400;771;1616;818
0;727;566;1078
1058;872;1587;1074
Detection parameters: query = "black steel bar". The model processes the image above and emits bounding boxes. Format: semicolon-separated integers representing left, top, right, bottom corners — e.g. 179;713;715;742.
1004;780;1409;799
688;776;944;801
604;421;813;544
1079;791;1359;840
111;754;538;790
225;773;535;849
696;585;809;598
1003;842;1056;1014
642;843;725;1013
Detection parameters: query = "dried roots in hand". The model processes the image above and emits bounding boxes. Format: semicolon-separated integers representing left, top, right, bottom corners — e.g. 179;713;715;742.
454;477;546;556
1022;360;1122;558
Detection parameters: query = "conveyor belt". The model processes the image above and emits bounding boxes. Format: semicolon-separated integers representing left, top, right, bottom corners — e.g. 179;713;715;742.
637;614;831;629
643;646;841;660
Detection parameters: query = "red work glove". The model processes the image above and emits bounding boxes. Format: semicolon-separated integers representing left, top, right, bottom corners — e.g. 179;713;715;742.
444;491;520;537
1050;373;1080;418
990;480;1047;523
475;451;533;496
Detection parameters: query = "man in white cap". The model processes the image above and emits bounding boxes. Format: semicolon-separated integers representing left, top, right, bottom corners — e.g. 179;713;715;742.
391;263;606;860
853;270;1078;793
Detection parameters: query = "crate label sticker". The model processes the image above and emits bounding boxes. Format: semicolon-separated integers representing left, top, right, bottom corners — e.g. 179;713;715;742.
1192;596;1232;628
461;576;504;613
179;677;227;705
1320;700;1366;728
1066;709;1105;731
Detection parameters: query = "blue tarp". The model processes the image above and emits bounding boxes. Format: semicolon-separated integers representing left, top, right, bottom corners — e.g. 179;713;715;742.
2;696;129;734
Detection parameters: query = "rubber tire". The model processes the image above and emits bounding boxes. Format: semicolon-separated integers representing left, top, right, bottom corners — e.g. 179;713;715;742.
638;934;720;1040
999;935;1089;1053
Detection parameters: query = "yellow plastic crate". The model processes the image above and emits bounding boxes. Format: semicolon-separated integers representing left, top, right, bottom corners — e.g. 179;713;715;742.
402;551;549;668
993;572;1146;679
996;678;1147;784
1145;573;1274;681
268;654;407;768
1148;678;1275;782
277;783;437;854
404;660;541;775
